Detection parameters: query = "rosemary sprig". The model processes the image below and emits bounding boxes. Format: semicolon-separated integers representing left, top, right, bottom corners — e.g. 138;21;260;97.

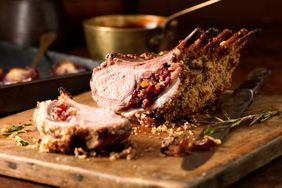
15;136;29;146
1;123;32;136
202;110;279;136
215;111;279;128
203;127;215;135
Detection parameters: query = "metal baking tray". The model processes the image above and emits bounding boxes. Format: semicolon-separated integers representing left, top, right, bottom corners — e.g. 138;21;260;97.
0;42;100;115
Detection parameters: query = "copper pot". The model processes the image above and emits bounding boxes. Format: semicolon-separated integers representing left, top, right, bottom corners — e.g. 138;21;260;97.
83;15;177;60
0;0;67;48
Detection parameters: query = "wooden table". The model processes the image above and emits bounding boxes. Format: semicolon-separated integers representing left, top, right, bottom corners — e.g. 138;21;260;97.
0;26;281;187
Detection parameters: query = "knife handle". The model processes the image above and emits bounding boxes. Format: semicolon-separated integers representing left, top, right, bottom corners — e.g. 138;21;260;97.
235;68;271;95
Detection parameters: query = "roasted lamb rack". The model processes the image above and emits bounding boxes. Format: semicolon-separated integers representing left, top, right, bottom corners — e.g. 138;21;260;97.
90;28;258;125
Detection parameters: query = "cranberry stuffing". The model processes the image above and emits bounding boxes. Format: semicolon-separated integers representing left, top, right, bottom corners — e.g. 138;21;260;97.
142;98;150;108
163;77;171;87
159;69;170;80
129;65;173;109
54;103;69;121
145;85;155;98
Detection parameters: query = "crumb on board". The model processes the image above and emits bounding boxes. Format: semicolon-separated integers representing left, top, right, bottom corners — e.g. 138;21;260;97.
0;124;9;135
71;142;137;160
160;130;195;157
26;144;39;150
150;120;197;136
109;145;136;161
74;147;88;159
130;117;200;157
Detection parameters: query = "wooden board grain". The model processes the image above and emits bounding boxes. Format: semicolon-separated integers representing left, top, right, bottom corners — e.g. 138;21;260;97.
0;92;281;188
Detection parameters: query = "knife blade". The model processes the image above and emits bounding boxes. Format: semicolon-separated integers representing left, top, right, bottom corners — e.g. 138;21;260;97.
181;67;271;170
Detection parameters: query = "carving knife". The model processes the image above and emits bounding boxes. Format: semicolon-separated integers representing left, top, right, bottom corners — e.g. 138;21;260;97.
181;67;271;170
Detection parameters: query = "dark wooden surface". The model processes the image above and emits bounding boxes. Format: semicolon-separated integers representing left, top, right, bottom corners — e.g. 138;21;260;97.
0;92;281;188
0;25;281;187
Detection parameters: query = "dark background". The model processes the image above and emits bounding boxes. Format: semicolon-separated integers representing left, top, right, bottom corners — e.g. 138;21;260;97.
1;0;280;51
61;0;282;48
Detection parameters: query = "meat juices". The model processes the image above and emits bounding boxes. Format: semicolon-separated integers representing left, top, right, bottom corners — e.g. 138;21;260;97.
90;28;259;124
34;90;131;153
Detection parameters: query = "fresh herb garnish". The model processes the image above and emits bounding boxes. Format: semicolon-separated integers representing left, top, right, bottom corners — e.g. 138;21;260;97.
203;127;215;135
15;136;29;146
215;110;279;128
195;111;279;149
2;123;32;136
202;111;279;136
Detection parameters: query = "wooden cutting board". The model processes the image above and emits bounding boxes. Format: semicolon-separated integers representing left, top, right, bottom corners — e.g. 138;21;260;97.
0;92;281;188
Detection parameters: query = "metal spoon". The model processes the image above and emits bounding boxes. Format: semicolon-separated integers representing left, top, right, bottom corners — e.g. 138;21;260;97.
31;32;57;67
159;0;221;51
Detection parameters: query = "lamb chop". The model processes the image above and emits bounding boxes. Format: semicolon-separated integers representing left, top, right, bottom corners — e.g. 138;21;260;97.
90;28;258;125
34;88;131;153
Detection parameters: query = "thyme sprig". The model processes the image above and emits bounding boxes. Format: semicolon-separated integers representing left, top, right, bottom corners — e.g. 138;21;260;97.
1;123;32;136
192;111;279;150
1;123;32;146
15;136;29;146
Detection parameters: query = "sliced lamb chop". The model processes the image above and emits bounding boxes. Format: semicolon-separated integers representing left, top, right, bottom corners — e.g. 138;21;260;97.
90;28;258;125
34;88;131;153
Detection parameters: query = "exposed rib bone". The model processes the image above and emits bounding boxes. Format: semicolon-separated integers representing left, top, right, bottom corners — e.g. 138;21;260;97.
220;28;248;49
232;29;260;51
188;28;219;53
204;29;233;55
